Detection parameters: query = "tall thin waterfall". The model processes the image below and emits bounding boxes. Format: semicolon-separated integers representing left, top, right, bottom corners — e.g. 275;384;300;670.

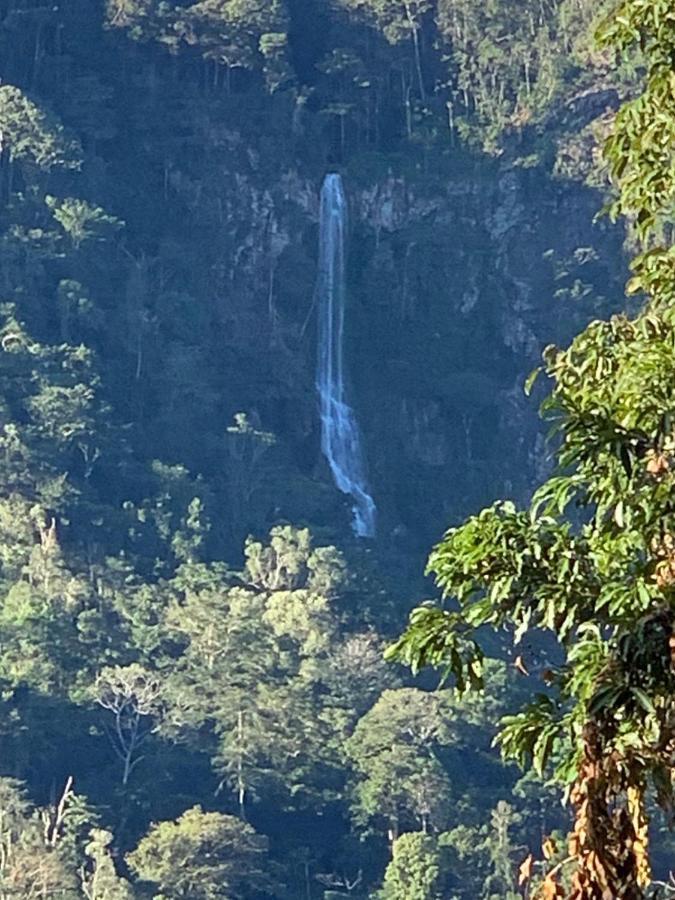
316;174;377;538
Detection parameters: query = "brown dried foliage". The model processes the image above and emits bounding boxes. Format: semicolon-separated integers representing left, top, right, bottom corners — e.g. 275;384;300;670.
567;726;649;900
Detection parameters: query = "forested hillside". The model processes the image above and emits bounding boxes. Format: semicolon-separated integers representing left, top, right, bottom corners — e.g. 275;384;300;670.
0;0;647;898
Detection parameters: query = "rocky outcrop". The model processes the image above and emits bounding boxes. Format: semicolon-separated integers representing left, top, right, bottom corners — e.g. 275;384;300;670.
160;129;626;547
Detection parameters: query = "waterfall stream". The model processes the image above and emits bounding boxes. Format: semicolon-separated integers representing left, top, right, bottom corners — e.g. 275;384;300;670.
316;174;377;538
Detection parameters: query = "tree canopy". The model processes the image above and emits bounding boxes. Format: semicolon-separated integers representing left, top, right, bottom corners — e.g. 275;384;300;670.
389;1;675;897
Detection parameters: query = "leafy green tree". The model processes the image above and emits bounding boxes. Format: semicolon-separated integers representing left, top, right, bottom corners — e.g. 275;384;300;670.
346;660;513;846
345;688;455;840
320;631;399;731
46;196;124;250
439;802;522;900
161;528;356;815
81;829;136;900
127;806;274;900
377;831;452;900
124;461;212;568
388;2;675;896
107;0;291;88
105;0;172;41
435;0;613;152
0;308;120;560
186;0;290;72
0;85;81;173
259;31;294;93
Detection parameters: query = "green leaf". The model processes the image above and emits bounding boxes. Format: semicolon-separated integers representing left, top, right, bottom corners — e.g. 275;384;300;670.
630;686;656;715
524;367;542;397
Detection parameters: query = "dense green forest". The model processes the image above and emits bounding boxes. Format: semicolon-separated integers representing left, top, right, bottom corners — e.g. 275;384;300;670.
0;0;666;897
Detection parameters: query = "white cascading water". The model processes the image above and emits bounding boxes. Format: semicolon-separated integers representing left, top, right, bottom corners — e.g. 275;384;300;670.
316;173;377;538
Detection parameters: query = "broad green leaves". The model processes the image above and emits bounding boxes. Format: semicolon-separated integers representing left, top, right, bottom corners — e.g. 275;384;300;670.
385;606;484;692
389;13;675;886
599;0;675;239
498;696;562;778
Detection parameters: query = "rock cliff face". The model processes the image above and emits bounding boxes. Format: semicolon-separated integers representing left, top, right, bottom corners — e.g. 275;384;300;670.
198;153;623;546
350;164;623;543
146;100;625;549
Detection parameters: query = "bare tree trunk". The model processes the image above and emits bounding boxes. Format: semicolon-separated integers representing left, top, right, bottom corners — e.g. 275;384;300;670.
405;83;413;139
32;23;44;88
268;260;278;347
447;99;455;145
304;861;311;900
237;709;247;820
45;777;74;847
135;328;143;381
404;2;426;102
387;816;399;854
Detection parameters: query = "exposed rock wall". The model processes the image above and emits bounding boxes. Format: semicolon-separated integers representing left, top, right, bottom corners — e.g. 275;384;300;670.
147;115;625;547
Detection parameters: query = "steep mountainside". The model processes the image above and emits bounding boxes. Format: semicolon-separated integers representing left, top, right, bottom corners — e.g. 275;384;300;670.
0;0;627;559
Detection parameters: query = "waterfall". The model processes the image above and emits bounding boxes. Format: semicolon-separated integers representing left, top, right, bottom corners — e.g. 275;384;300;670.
316;174;377;538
